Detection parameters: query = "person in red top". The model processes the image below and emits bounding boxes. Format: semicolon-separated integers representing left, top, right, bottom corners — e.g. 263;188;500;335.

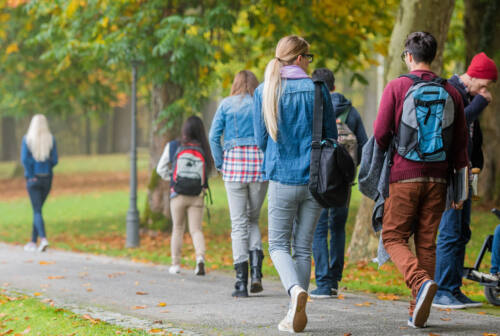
374;32;468;329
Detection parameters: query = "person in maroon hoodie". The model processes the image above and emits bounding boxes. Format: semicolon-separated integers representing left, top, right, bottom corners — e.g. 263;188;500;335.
374;32;468;329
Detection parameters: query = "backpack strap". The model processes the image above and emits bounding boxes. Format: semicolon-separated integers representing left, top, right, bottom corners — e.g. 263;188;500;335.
399;74;422;83
168;140;180;164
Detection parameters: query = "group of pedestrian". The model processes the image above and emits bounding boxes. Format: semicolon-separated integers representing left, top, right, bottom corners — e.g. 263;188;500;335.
20;30;498;334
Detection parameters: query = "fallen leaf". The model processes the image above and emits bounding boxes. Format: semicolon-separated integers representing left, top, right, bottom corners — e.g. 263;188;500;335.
437;308;451;312
343;333;352;336
307;297;313;302
134;281;139;286
86;288;93;292
478;312;487;315
160;310;170;313
428;333;441;336
47;276;65;280
338;294;345;300
33;292;41;297
377;294;399;301
39;261;55;265
354;301;373;307
399;326;408;330
0;329;13;336
131;305;146;310
149;329;162;333
157;302;167;307
440;318;451;321
82;314;100;324
483;333;498;336
136;291;148;295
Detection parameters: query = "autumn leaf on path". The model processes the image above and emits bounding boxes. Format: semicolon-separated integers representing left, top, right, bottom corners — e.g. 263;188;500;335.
160;309;170;313
0;329;13;336
39;261;55;265
338;294;345;300
437;308;451;312
131;305;146;310
377;294;399;301
440;317;451;321
86;288;93;292
354;301;373;307
33;292;42;296
343;333;352;336
47;276;65;280
157;302;167;307
136;291;148;295
483;333;498;336
149;329;163;333
82;314;100;324
477;312;487;315
428;333;441;336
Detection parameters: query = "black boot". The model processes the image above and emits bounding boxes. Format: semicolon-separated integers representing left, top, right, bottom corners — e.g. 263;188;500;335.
232;261;249;297
249;249;264;293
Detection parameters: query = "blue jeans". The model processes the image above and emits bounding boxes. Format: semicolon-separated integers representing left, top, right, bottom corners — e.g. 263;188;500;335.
27;175;52;243
491;224;500;274
267;181;323;293
312;206;348;290
435;197;471;294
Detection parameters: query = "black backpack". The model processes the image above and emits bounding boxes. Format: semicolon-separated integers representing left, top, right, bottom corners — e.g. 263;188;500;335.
308;81;356;208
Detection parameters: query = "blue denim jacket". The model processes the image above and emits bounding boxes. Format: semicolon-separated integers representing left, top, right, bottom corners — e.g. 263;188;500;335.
209;94;257;170
253;78;337;185
21;136;58;179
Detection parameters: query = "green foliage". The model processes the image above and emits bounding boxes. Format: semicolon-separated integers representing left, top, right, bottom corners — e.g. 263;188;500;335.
443;0;466;77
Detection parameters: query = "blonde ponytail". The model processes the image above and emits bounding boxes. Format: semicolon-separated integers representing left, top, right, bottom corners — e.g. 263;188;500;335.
26;114;53;162
261;36;310;142
262;58;282;141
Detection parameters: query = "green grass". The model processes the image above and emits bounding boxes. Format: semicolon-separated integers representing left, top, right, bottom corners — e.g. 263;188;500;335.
1;153;499;316
0;293;155;335
0;151;149;179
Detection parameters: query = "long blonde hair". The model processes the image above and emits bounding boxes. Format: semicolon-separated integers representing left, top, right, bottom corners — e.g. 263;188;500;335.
230;70;259;97
262;35;309;141
26;114;53;162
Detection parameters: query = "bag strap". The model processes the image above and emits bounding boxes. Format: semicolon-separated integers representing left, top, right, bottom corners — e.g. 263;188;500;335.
312;81;324;146
168;140;180;164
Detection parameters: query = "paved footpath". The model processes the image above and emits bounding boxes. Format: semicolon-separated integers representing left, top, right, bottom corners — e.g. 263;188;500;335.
1;243;498;335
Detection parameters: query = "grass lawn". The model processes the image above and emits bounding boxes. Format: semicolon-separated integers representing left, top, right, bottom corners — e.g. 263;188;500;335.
0;292;170;335
1;154;499;316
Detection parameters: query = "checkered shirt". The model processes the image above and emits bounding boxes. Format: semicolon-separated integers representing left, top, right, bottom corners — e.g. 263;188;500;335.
221;145;265;183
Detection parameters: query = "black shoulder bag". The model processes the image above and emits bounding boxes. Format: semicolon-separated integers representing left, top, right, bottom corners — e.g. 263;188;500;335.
308;81;356;208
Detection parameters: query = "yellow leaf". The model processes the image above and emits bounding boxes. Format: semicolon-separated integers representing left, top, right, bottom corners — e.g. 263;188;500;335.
101;17;109;28
47;276;65;280
65;0;80;18
149;329;162;333
33;292;41;296
6;43;19;55
39;261;55;265
157;302;167;307
131;305;146;310
136;291;148;295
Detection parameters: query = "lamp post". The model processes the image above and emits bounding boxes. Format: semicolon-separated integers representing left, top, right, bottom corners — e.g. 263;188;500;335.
126;61;140;248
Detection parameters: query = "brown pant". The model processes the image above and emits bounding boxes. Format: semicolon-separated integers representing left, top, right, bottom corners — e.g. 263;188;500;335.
382;182;446;315
170;194;205;265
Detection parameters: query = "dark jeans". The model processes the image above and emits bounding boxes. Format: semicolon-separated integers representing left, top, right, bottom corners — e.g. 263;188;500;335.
27;175;52;243
435;197;472;295
491;224;500;274
312;206;348;290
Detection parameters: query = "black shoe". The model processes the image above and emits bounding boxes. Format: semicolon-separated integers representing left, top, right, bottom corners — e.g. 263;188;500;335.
249;249;264;293
195;258;205;276
232;261;249;297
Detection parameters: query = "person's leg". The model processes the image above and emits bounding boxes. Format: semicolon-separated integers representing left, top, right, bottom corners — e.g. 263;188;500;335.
491;224;500;274
435;207;465;295
225;182;251;264
329;206;349;287
455;198;472;292
186;195;205;262
247;181;268;252
26;179;43;243
267;181;301;293
382;183;432;314
292;186;323;292
312;208;333;291
170;196;187;266
37;176;52;240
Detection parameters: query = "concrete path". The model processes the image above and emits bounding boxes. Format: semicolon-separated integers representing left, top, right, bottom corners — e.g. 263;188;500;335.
0;243;498;335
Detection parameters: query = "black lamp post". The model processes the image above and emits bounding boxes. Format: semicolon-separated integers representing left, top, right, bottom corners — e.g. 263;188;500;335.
126;61;140;248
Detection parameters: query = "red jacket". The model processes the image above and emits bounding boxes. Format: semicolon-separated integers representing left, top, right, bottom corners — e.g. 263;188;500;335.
374;70;468;183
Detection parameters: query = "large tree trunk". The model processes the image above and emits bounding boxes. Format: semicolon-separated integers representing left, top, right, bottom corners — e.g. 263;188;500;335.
1;116;17;161
141;81;183;231
348;0;455;262
465;0;500;202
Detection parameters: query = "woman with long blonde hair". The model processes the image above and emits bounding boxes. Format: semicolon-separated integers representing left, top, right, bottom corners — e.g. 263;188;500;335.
21;114;58;252
209;70;268;298
253;36;337;333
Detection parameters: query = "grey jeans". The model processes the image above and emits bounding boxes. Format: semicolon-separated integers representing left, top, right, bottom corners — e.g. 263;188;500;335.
268;181;323;293
225;181;268;264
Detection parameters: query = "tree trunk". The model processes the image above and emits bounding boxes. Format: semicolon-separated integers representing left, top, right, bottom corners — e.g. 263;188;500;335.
142;81;183;231
1;116;17;161
85;113;92;155
465;0;500;202
349;0;455;262
97;113;111;154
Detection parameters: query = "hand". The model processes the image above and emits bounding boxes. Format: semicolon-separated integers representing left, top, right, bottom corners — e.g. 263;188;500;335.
451;200;464;210
29;177;38;182
478;88;492;103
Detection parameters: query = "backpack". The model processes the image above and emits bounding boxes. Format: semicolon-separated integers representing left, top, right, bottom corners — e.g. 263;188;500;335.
169;140;206;196
309;81;356;208
396;74;455;162
336;107;358;166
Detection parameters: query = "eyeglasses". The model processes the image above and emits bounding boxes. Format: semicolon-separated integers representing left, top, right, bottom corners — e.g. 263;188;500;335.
401;50;409;62
301;53;314;63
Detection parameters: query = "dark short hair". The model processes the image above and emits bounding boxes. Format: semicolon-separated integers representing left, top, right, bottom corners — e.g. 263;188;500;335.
311;68;335;91
404;32;437;64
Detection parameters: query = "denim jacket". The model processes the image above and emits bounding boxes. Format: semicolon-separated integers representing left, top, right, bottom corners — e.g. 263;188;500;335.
253;78;337;185
21;136;58;179
209;94;257;170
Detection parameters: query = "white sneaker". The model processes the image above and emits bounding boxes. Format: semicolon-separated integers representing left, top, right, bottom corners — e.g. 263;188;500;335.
194;257;205;276
169;264;180;274
278;285;308;333
38;239;49;252
24;242;36;252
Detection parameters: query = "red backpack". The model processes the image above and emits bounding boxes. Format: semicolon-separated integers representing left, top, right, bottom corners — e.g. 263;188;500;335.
169;140;206;196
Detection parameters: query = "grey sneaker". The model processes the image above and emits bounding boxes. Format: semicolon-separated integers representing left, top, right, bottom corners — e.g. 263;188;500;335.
432;291;466;309
454;291;482;308
412;280;437;328
38;239;49;252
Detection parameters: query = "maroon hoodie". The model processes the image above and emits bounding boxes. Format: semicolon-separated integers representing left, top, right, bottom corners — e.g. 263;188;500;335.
374;70;468;183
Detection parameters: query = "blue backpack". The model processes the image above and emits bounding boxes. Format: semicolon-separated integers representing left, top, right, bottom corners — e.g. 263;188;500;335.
396;74;455;162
